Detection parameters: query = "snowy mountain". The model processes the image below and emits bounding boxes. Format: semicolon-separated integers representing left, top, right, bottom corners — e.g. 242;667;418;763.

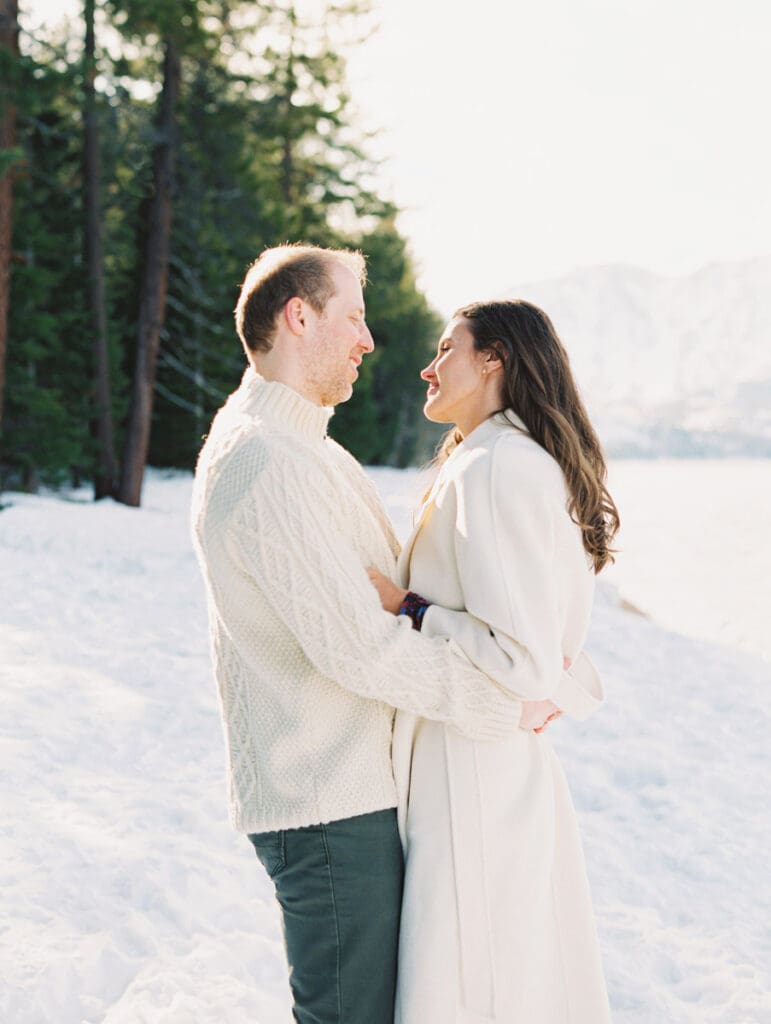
506;258;771;456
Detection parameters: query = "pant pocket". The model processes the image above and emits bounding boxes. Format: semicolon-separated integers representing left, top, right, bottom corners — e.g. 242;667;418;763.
247;830;286;878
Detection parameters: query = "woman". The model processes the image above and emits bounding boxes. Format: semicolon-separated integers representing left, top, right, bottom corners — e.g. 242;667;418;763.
369;300;620;1023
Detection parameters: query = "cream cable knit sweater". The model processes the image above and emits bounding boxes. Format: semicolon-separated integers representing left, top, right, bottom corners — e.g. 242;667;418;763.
191;368;522;834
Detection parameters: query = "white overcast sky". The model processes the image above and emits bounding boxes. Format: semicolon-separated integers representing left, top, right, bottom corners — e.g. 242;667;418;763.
25;0;771;313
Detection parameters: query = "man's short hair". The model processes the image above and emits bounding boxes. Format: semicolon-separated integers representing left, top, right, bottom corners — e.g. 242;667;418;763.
235;244;367;354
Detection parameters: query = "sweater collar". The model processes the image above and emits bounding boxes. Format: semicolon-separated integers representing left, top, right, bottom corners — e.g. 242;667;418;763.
236;366;334;442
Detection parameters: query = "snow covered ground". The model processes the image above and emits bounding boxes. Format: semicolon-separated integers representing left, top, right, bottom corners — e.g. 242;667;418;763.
1;467;770;1023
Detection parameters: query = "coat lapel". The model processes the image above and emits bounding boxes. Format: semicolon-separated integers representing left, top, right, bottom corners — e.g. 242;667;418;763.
396;474;449;588
396;411;525;588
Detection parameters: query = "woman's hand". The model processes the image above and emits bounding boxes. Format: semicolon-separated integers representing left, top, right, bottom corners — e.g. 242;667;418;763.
367;567;408;615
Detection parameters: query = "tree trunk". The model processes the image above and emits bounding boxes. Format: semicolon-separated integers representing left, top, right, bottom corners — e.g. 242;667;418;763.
281;123;293;205
387;393;411;467
281;8;296;206
117;38;180;507
0;0;19;436
83;0;116;499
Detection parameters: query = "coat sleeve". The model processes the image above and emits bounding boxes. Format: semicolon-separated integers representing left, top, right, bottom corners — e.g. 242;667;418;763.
419;438;604;721
225;445;522;741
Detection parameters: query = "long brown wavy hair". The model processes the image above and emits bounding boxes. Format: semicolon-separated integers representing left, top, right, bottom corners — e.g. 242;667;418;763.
437;300;620;573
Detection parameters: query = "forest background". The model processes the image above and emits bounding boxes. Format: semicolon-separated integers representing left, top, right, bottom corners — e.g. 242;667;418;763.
0;0;442;505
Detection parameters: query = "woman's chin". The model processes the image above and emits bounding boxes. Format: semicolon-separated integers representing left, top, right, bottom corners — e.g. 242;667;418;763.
423;397;451;423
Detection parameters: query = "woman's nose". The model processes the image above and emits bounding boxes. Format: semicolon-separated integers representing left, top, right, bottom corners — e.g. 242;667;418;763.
420;363;435;381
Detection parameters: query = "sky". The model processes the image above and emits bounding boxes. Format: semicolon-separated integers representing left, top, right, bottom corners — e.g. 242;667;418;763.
24;0;771;313
345;0;771;311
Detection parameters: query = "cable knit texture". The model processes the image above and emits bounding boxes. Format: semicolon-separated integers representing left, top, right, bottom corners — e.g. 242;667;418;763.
190;368;522;834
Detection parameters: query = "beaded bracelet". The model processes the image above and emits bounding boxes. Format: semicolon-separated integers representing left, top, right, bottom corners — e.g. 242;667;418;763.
398;591;431;632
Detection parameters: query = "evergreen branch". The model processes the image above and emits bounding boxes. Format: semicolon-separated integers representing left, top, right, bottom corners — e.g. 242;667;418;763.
157;350;230;400
153;379;203;415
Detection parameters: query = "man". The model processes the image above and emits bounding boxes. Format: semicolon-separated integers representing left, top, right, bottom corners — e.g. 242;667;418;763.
191;244;546;1023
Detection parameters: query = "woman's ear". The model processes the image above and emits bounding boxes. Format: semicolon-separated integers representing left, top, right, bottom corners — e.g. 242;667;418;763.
482;345;505;376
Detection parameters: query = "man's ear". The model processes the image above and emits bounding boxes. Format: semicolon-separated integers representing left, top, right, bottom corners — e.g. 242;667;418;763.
284;296;306;336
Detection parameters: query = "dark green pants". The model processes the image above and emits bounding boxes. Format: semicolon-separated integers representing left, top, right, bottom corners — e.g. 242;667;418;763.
248;808;404;1024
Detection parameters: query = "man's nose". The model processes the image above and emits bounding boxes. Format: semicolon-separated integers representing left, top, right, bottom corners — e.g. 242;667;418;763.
360;322;375;353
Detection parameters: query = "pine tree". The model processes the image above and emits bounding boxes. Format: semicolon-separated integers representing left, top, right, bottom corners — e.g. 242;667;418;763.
150;52;263;468
83;0;116;497
109;0;195;505
3;45;92;489
117;38;180;505
0;0;20;436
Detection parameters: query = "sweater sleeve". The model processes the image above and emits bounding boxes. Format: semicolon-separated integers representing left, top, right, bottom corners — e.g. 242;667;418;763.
419;439;604;721
226;450;522;741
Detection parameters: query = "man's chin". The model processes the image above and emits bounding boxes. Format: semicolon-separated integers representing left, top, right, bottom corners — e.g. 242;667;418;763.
323;381;354;407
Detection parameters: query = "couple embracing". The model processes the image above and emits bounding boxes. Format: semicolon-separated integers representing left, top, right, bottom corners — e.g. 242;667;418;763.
191;243;619;1023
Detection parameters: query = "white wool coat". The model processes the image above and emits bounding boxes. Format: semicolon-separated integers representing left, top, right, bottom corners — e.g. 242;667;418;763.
393;410;612;1024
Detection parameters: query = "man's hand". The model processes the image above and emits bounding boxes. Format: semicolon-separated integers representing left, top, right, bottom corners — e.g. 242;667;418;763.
533;708;563;733
521;658;571;733
367;567;409;615
520;699;562;732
